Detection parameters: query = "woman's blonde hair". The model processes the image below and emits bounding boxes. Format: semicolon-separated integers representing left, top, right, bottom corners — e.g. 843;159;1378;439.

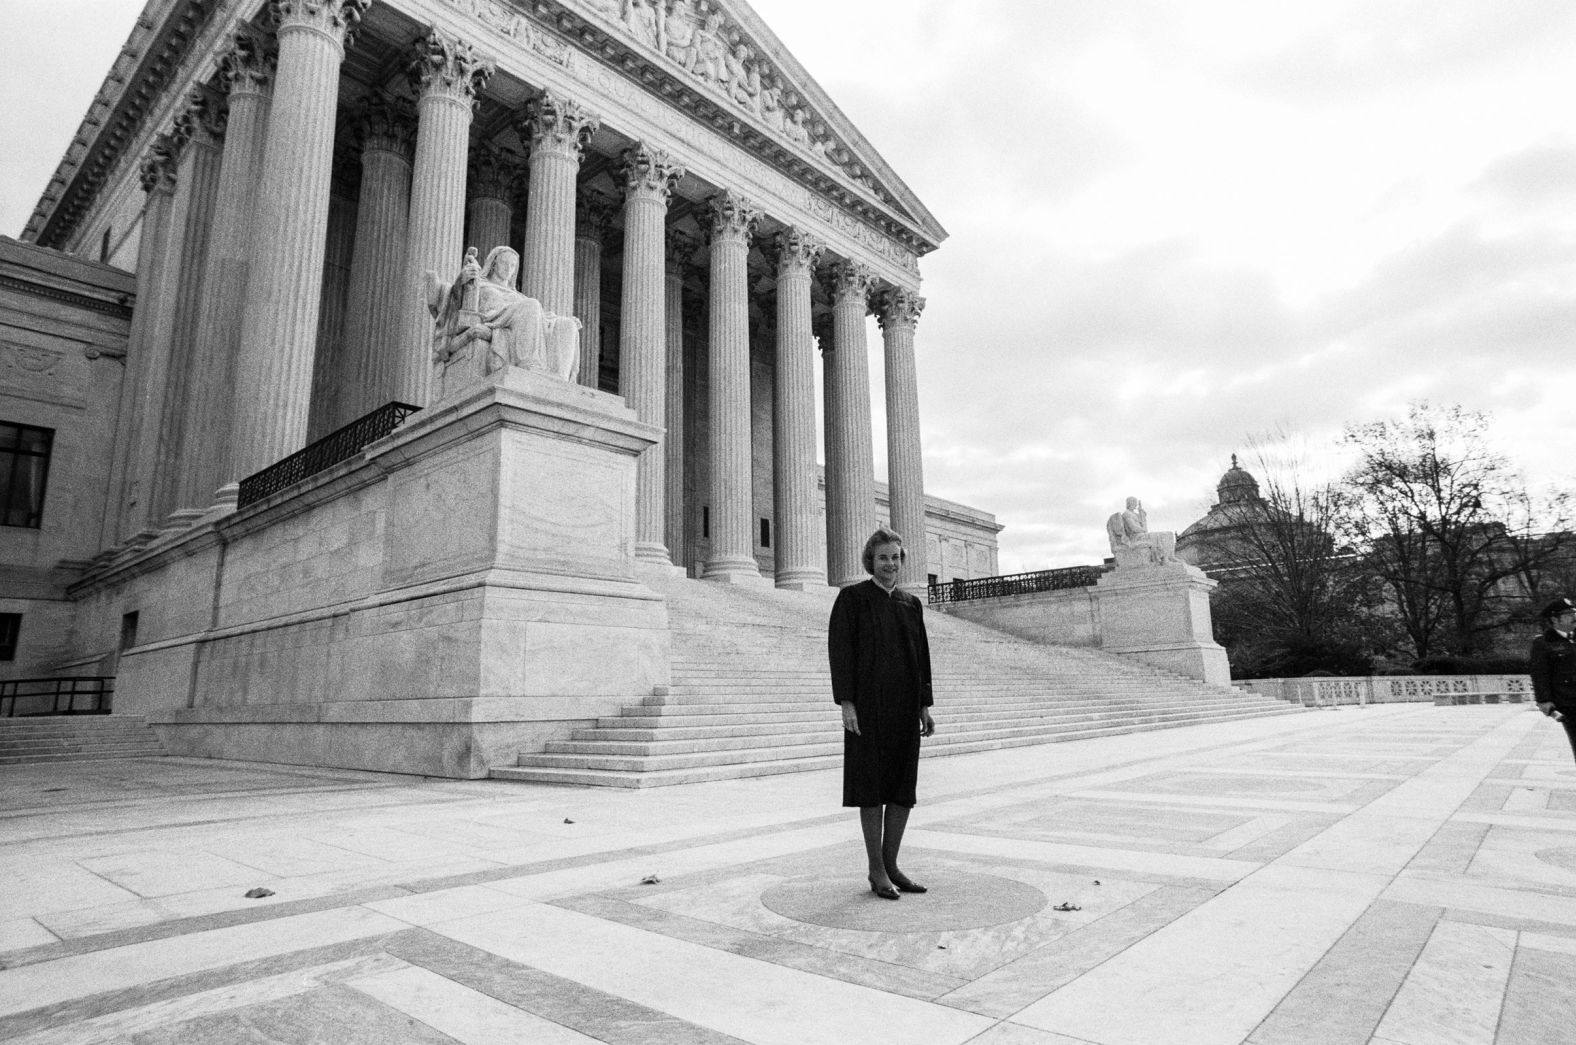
861;526;906;573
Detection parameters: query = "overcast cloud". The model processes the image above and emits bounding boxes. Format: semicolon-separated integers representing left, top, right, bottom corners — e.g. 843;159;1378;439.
4;0;1573;570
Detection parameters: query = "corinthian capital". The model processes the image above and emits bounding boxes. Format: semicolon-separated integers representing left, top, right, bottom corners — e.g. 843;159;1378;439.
706;190;759;244
353;90;416;159
666;229;701;273
139;134;180;195
174;85;227;149
468;141;521;201
576;189;619;241
826;259;875;306
218;28;275;97
408;27;494;104
875;287;925;331
271;0;372;45
774;227;824;276
519;91;600;161
619;143;685;202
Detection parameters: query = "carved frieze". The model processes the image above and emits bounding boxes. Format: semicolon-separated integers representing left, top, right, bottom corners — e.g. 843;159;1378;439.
2;342;66;379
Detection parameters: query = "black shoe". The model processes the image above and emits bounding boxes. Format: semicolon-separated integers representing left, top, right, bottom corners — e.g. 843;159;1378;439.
888;870;927;894
868;876;901;900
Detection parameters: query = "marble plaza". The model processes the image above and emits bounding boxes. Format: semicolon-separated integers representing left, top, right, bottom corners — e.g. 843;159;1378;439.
2;703;1571;1044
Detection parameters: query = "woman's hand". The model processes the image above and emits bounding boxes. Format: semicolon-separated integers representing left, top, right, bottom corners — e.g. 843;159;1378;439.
840;701;861;735
920;709;935;737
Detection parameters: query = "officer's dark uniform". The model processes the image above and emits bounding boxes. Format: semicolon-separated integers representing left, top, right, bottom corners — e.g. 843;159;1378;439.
1530;597;1576;761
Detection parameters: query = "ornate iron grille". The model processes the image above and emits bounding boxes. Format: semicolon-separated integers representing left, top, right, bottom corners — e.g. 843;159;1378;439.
236;401;421;510
928;565;1108;605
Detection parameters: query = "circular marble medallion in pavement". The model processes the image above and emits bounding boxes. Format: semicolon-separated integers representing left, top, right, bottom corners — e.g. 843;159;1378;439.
1534;846;1576;873
761;870;1048;932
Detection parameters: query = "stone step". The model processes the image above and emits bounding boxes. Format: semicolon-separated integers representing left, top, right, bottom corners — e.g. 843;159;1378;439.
496;706;1301;787
0;715;165;764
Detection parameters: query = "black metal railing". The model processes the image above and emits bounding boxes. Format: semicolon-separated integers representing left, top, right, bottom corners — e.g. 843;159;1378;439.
929;565;1108;605
0;677;115;717
237;401;421;509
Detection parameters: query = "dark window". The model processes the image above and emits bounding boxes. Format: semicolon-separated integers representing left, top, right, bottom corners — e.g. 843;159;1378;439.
0;422;53;528
760;518;771;548
120;611;139;651
100;226;113;262
702;506;710;539
0;614;18;661
928;574;938;587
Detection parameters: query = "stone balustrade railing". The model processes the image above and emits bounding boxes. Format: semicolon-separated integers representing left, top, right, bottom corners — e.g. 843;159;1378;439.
1237;675;1532;708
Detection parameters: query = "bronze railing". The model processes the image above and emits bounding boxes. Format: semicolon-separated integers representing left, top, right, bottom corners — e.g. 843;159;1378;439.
929;565;1107;605
0;677;115;717
237;401;421;509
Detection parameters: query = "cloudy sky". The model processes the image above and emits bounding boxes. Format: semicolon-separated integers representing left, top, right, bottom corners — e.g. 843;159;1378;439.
5;0;1575;570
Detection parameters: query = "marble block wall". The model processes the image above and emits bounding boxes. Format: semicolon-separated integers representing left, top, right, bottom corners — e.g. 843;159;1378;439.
937;561;1231;685
72;368;668;777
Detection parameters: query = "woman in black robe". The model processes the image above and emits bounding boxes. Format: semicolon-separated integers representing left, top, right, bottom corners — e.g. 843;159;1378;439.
829;527;936;899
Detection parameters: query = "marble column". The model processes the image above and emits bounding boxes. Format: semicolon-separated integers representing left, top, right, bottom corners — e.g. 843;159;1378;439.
772;228;825;589
306;189;357;439
618;144;685;565
519;91;598;318
401;27;492;407
703;191;763;583
664;231;697;566
573;191;616;388
466;141;516;259
339;91;414;423
113;138;179;540
231;0;370;481
175;30;273;509
151;88;225;521
877;286;928;593
822;259;877;587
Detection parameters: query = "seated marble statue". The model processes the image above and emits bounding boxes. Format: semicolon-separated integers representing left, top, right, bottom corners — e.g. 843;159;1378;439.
1105;496;1178;566
427;245;582;399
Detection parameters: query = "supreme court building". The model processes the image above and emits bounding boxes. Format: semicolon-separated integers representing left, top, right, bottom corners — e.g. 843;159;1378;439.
1;0;1000;774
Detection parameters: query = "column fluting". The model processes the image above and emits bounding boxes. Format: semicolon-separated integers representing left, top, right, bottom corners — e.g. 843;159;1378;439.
618;145;685;565
664;231;697;566
175;30;274;507
772;228;825;589
231;0;371;480
466;140;516;259
822;259;877;587
703;191;762;582
114;138;179;539
877;286;929;592
339;91;414;422
400;27;492;407
573;191;615;388
519;91;599;318
153;88;225;519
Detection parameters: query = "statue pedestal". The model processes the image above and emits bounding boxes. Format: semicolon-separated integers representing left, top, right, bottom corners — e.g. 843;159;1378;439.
1096;560;1230;685
110;367;670;778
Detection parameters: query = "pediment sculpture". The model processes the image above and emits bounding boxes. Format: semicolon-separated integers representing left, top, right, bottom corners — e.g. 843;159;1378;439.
427;246;583;400
1105;496;1178;568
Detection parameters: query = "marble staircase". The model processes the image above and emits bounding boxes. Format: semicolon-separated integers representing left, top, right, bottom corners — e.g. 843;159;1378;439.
492;575;1304;788
0;715;166;765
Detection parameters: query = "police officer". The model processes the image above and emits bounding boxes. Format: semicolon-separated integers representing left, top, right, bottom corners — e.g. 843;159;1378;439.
1531;597;1576;761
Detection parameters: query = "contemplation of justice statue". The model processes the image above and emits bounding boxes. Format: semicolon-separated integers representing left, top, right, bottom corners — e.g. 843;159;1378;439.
426;246;583;400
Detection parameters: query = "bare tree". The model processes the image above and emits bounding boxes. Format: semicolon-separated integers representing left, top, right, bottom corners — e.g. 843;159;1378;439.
1202;440;1378;675
1343;402;1573;659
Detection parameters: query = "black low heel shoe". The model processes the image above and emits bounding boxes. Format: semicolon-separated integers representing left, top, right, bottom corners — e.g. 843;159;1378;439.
868;876;901;900
888;871;927;894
